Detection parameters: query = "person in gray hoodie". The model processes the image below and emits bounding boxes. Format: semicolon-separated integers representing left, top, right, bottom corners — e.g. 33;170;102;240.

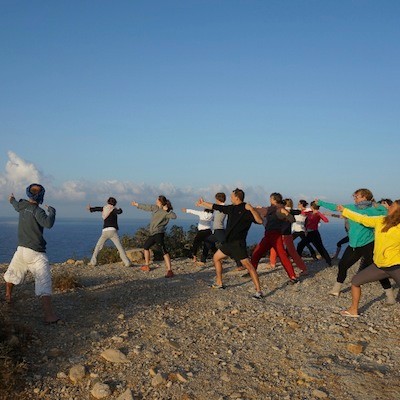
4;183;60;324
131;195;176;277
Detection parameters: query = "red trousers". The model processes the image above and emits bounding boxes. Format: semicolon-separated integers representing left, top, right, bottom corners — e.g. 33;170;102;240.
270;234;307;272
251;230;297;279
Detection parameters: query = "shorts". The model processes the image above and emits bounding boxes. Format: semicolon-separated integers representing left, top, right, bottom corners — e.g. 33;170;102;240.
4;246;52;297
143;233;168;255
219;240;248;261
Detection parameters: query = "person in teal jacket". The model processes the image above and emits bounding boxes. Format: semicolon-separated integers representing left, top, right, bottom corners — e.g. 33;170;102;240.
317;188;395;304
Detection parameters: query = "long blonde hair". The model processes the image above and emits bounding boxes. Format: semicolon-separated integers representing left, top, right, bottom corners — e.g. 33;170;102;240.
382;200;400;232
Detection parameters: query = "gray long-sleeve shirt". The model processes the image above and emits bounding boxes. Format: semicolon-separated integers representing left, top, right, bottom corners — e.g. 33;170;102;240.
137;204;176;235
10;198;56;252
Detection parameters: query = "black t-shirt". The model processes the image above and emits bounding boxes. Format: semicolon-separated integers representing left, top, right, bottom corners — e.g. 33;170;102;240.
212;203;256;242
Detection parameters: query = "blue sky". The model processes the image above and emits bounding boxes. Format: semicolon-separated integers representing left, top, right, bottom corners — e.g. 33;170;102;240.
1;1;399;218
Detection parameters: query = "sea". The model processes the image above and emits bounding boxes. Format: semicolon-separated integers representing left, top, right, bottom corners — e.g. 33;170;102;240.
0;217;346;263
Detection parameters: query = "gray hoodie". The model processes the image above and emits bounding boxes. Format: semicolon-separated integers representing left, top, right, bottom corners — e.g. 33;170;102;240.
137;204;176;235
10;198;56;253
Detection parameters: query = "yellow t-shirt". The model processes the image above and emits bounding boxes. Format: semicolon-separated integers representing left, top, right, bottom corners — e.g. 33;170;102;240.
342;208;400;268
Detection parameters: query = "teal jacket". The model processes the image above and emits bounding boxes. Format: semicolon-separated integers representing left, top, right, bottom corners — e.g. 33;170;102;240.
317;200;387;248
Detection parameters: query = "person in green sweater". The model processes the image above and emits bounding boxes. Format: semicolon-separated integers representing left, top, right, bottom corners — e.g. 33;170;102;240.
131;195;176;278
338;200;400;317
317;188;395;304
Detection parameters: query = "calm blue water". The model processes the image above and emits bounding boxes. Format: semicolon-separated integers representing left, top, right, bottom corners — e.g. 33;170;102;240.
0;217;345;263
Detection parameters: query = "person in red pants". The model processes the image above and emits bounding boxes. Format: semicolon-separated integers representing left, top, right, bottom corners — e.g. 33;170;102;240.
251;193;299;283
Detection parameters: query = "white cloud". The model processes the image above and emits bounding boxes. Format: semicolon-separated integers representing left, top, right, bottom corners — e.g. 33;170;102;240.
0;151;269;210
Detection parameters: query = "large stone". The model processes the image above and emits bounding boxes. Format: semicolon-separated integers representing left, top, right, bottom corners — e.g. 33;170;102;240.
125;248;153;264
117;389;134;400
91;382;111;399
100;349;130;363
69;364;86;383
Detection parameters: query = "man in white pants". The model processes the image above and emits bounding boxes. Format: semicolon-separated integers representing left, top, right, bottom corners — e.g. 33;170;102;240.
4;183;60;324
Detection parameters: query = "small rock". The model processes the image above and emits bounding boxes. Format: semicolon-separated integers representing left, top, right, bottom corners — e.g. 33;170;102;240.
91;382;111;399
220;372;231;382
69;364;86;383
312;389;328;398
151;373;166;387
176;372;188;382
347;343;364;355
101;349;130;363
48;348;63;358
66;259;75;265
117;388;134;400
57;372;67;379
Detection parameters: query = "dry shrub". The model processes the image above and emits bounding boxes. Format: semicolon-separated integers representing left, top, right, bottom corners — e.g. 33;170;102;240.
53;270;82;291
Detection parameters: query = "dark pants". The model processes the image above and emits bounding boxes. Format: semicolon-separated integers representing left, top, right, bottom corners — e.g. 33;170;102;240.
293;231;317;258
191;229;212;262
204;229;241;266
337;242;391;289
297;230;332;266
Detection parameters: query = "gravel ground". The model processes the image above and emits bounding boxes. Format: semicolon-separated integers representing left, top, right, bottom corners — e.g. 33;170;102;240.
1;255;399;400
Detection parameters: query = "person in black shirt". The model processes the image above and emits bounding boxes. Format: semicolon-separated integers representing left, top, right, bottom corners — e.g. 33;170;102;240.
197;188;264;299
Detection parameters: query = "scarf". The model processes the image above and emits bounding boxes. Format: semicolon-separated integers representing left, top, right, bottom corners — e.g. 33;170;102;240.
355;200;372;210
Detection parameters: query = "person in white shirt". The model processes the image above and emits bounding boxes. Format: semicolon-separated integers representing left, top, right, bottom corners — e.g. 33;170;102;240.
182;207;214;265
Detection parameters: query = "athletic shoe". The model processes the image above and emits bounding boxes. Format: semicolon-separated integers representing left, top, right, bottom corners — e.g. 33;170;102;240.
289;278;299;284
252;291;264;300
210;283;226;289
165;270;174;278
140;265;150;272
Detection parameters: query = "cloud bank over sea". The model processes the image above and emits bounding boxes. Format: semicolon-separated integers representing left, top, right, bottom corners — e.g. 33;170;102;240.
0;151;279;218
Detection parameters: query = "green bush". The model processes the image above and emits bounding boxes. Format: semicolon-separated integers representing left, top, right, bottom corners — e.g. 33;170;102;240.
96;224;199;264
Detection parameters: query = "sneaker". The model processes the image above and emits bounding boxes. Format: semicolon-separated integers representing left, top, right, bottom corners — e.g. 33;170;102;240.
87;262;96;267
252;291;264;300
140;265;150;272
165;270;174;278
289;278;299;284
210;283;226;289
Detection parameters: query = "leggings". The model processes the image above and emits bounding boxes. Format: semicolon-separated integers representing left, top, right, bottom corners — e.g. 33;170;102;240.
336;236;349;248
297;230;332;266
270;234;307;272
337;242;391;289
352;264;400;288
292;231;317;258
251;230;296;279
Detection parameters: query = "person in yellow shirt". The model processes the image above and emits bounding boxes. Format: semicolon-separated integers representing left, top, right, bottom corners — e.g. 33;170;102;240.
337;200;400;317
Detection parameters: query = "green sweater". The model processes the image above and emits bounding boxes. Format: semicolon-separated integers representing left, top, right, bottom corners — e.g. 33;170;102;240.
137;204;177;235
317;200;387;248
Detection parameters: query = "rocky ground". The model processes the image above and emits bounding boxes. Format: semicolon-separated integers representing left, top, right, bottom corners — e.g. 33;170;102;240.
0;255;399;400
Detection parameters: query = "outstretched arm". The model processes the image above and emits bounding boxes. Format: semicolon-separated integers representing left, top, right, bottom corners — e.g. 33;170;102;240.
246;203;263;224
196;198;214;209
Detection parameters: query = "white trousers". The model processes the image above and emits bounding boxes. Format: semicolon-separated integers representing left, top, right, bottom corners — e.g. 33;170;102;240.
4;246;52;296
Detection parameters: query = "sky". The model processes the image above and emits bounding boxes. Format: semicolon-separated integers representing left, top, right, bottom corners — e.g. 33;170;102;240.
1;0;399;218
